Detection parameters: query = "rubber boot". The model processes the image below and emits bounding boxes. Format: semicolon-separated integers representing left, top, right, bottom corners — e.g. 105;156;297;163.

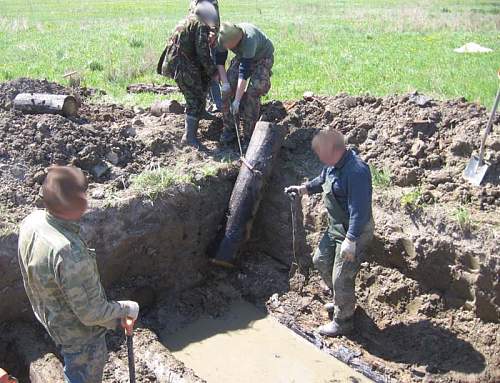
318;319;354;337
209;80;223;111
181;115;202;149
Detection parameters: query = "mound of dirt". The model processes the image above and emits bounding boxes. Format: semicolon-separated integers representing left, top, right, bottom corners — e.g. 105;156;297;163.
282;93;500;210
0;78;233;228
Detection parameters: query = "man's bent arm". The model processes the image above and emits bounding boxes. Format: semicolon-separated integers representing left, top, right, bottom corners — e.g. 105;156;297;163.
305;167;327;195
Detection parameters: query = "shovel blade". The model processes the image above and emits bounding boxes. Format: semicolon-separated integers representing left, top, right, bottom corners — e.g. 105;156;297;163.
463;155;489;186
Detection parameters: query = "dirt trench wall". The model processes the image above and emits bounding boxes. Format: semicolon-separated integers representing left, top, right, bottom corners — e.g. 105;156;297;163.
0;174;234;323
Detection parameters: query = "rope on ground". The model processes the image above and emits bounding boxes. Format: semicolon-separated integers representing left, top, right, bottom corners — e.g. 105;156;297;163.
289;195;303;277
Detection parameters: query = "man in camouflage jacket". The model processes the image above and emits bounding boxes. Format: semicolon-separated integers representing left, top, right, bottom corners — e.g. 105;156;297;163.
18;166;139;383
188;0;223;112
159;2;219;148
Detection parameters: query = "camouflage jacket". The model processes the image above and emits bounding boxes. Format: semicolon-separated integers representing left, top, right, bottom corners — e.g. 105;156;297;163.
18;210;126;352
159;15;217;79
188;0;220;31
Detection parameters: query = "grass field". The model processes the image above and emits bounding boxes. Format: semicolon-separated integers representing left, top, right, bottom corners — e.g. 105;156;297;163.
0;0;499;107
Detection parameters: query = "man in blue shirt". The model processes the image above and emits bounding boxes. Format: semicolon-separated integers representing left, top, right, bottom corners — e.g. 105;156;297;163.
285;129;374;337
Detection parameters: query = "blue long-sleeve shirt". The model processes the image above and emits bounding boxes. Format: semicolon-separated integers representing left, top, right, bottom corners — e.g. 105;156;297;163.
306;150;372;241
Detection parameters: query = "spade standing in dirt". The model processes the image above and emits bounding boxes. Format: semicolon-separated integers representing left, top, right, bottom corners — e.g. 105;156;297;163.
216;22;275;145
188;0;223;112
158;2;219;148
18;166;139;383
286;130;374;337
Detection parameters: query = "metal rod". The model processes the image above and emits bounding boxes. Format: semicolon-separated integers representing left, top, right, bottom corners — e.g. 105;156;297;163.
477;88;500;168
233;113;244;158
127;334;136;383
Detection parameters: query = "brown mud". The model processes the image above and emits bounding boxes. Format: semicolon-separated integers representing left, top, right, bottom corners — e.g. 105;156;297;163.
0;79;498;382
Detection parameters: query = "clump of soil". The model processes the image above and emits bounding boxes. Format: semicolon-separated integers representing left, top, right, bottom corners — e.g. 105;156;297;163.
0;78;235;228
283;93;500;210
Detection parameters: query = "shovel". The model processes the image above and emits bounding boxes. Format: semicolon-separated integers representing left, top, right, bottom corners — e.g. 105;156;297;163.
124;318;136;383
463;80;500;186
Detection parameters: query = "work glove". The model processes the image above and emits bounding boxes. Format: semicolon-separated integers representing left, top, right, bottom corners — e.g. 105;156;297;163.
221;82;231;95
340;238;356;262
230;99;240;116
284;185;307;199
118;300;140;321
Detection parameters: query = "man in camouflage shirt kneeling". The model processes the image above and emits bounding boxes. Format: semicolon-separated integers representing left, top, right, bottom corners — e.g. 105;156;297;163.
18;166;139;383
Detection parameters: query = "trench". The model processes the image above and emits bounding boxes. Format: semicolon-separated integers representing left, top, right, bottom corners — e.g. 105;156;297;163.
0;93;498;382
1;151;497;382
0;167;375;383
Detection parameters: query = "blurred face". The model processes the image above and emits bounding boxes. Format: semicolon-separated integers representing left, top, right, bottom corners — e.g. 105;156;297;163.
43;166;89;221
53;191;88;221
224;35;241;50
315;140;345;167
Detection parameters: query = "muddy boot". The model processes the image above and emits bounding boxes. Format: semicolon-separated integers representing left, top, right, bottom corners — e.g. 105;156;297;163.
318;319;353;337
181;115;202;149
220;128;236;144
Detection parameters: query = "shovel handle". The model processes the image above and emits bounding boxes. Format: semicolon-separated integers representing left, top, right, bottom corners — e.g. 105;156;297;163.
478;87;500;164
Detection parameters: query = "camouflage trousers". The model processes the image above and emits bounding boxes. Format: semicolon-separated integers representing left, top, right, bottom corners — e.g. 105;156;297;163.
61;335;107;383
175;62;210;119
313;218;374;321
222;56;274;139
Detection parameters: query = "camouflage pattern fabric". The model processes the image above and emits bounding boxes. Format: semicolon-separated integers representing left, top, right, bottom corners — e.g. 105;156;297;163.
176;65;210;118
222;56;274;139
61;335;107;383
188;0;220;31
18;210;125;353
161;16;217;118
312;177;374;321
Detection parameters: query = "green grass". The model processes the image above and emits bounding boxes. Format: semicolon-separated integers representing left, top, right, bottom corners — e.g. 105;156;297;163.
454;205;472;232
130;166;195;199
370;165;392;188
0;0;499;107
400;187;423;210
130;163;221;199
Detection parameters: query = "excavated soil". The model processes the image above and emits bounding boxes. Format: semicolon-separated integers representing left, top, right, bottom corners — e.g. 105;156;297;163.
0;78;234;231
0;79;499;383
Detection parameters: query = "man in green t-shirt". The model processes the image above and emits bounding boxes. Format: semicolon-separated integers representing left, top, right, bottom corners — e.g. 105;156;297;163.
216;22;275;145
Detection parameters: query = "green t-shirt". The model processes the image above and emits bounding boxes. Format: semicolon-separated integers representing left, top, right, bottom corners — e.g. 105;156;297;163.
221;23;274;61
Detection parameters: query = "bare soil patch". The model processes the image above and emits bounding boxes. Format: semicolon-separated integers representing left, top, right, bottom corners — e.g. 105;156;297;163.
0;79;498;382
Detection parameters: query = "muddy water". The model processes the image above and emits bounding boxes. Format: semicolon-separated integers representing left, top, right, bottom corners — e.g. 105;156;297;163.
163;301;370;383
